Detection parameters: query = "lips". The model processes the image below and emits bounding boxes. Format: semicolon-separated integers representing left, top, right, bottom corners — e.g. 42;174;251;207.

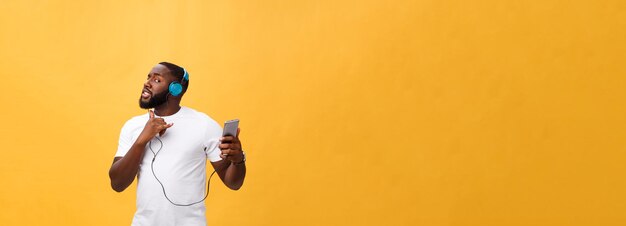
141;88;152;99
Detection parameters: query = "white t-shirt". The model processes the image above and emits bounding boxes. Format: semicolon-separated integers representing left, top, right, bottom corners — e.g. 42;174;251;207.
115;106;223;226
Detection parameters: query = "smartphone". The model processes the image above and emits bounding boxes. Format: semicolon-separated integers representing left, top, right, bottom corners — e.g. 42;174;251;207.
223;119;239;137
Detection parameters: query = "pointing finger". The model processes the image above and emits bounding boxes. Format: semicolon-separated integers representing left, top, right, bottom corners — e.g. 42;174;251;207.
160;123;173;133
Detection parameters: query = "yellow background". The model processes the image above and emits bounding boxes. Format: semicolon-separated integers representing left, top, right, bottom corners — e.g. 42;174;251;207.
1;0;625;225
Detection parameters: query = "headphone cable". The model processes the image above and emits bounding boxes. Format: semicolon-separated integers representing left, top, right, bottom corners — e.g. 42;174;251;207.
149;136;216;206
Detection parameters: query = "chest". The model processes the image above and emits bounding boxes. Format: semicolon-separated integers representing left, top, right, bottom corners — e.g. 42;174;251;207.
131;119;208;161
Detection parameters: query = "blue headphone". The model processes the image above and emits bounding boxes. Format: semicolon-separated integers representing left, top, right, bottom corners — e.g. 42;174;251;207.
168;68;189;96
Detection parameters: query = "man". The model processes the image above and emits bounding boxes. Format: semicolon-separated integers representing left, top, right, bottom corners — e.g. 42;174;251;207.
108;62;246;226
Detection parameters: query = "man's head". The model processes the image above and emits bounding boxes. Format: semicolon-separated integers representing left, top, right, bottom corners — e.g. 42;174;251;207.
139;62;189;109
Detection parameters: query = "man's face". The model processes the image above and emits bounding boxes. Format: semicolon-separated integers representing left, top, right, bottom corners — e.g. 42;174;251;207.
139;64;176;109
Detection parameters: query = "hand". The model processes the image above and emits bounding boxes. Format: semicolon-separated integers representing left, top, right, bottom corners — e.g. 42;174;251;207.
138;110;173;143
219;128;244;164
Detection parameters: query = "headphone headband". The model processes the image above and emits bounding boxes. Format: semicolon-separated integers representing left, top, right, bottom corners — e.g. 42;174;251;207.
182;68;189;81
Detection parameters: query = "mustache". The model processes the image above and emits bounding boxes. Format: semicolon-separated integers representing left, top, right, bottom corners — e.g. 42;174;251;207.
139;90;169;109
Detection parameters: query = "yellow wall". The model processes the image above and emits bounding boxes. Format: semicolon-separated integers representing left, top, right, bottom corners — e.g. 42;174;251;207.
1;0;625;225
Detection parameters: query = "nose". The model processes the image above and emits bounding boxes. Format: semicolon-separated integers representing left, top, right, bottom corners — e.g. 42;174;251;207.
143;78;151;88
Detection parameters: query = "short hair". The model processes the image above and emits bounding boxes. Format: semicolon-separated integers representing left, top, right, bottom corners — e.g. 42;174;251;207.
158;61;189;94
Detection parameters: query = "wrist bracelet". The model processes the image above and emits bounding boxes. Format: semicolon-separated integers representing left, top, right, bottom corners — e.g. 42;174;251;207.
233;151;246;165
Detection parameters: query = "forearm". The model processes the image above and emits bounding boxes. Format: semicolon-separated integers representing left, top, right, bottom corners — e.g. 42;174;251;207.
223;162;246;190
108;140;148;192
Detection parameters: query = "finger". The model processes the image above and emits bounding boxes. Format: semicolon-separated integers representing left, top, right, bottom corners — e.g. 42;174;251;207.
149;110;154;119
219;143;231;149
222;148;241;156
221;143;239;150
159;124;172;131
220;136;235;143
158;123;172;136
236;128;241;137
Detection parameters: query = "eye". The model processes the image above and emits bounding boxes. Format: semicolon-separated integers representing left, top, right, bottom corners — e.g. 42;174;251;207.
155;79;161;83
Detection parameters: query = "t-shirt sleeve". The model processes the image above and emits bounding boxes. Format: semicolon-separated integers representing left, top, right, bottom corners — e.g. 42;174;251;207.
203;119;224;162
115;121;134;157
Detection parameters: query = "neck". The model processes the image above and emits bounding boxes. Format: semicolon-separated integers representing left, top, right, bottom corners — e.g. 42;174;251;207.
154;98;181;116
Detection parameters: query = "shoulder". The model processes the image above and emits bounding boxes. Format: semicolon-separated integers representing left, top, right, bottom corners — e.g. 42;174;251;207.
120;113;149;131
183;107;222;130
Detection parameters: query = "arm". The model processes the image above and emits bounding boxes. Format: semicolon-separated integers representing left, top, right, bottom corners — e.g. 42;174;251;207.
211;160;246;190
108;110;173;192
212;128;247;190
108;139;149;192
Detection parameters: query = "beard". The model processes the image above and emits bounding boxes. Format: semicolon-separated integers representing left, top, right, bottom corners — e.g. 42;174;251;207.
139;90;168;109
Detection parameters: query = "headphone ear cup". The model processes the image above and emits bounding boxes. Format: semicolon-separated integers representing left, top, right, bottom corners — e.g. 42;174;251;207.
169;82;183;96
